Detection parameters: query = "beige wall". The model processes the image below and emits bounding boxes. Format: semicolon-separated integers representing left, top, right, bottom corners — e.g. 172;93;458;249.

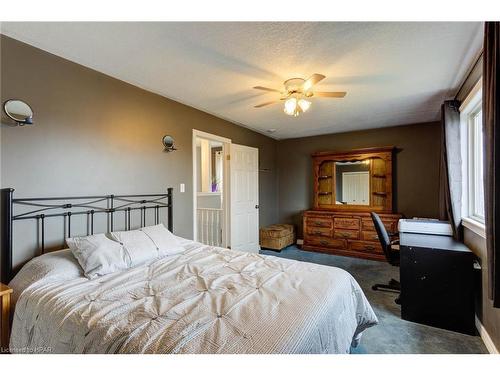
464;228;500;351
276;122;442;236
0;35;278;271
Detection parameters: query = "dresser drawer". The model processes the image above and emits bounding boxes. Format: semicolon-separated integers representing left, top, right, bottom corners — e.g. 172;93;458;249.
361;230;380;242
306;226;332;237
334;229;359;240
334;217;360;230
350;241;382;254
305;236;347;249
361;218;396;232
306;216;333;228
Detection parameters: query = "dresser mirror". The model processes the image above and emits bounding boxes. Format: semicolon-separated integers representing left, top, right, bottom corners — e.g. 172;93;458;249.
334;160;370;205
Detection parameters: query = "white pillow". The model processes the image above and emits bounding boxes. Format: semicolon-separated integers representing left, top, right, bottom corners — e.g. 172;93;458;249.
66;233;129;279
140;224;184;257
9;249;83;304
109;229;158;266
110;224;183;266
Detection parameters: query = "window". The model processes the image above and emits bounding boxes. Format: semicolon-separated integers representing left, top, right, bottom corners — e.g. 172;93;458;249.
460;82;485;236
467;104;485;223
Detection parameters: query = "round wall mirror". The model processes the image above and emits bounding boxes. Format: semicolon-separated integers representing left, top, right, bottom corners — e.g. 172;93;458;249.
3;99;34;125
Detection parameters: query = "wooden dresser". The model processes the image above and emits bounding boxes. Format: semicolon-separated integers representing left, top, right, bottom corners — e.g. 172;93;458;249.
303;210;401;261
302;147;402;261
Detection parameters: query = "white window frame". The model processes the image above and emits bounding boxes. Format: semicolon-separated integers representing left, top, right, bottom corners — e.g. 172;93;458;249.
467;104;485;223
460;79;486;238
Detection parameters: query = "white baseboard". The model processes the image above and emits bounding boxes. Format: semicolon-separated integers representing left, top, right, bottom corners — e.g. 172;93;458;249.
475;315;499;354
296;239;303;245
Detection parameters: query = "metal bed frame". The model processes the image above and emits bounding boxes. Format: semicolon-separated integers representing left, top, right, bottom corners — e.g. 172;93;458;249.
0;187;173;284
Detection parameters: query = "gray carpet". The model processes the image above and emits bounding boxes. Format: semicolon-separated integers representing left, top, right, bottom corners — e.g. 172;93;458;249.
260;245;488;354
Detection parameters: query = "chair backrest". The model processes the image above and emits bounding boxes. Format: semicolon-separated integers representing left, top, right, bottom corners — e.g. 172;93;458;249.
370;212;393;262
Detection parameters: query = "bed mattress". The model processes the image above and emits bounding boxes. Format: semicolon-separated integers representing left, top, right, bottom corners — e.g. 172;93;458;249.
9;238;377;354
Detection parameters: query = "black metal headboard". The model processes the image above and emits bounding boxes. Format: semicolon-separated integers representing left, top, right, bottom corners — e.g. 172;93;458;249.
0;187;173;284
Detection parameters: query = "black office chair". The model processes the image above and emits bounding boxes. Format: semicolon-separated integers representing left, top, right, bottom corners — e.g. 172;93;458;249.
370;212;401;301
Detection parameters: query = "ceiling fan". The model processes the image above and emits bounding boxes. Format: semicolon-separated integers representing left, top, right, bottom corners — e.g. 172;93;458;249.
253;74;346;117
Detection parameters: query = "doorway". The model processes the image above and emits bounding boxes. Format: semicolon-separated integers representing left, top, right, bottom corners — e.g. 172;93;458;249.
192;130;231;247
192;130;260;252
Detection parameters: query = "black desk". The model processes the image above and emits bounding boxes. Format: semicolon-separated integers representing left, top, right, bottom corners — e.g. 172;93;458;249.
399;233;476;335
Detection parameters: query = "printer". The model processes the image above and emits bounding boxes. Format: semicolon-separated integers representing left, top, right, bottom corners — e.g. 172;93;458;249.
398;218;453;236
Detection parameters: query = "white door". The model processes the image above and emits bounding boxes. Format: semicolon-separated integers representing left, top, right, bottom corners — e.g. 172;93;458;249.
230;144;260;253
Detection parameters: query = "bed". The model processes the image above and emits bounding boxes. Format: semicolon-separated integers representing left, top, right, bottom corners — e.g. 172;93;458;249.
1;188;377;354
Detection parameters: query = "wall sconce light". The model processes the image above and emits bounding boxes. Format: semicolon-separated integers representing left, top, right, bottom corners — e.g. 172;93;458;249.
3;99;34;126
162;135;177;152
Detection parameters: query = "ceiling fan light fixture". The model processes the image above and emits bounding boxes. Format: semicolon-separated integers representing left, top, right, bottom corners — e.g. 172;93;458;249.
283;98;311;117
298;99;311;112
254;73;345;117
303;81;312;91
284;98;298;116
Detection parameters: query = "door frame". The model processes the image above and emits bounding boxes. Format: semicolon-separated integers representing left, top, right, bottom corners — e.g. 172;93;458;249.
192;129;231;246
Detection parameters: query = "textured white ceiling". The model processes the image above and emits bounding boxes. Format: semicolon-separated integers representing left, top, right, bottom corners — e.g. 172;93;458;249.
1;22;483;139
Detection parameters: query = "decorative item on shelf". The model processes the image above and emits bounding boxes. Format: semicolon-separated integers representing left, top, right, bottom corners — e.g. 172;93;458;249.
2;99;34;126
162;135;177;152
211;177;220;193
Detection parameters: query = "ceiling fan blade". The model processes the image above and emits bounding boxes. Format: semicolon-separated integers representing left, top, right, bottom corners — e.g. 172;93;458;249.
314;91;347;98
303;74;326;90
253;86;282;93
254;101;279;108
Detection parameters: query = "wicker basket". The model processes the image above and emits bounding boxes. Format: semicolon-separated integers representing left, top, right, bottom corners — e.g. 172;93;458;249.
260;224;295;251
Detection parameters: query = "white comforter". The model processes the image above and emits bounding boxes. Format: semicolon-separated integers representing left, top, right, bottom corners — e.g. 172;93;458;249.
10;239;377;354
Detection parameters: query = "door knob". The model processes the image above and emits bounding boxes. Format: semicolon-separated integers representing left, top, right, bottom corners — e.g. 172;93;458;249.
255;205;259;209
